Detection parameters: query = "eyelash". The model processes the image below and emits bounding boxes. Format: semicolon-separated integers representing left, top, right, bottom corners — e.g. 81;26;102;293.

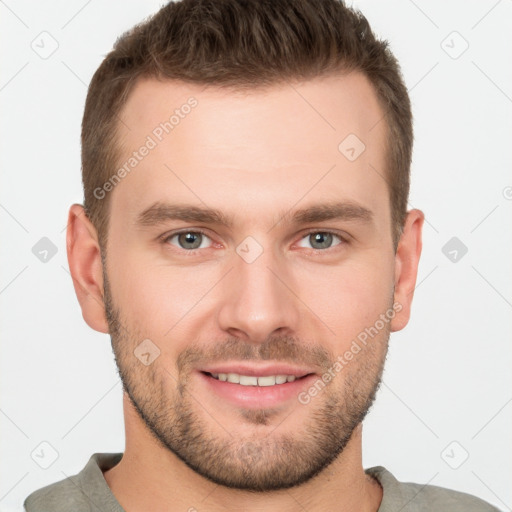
160;228;348;255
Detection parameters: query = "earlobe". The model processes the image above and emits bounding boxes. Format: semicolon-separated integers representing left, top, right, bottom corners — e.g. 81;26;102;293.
390;209;424;332
66;204;109;334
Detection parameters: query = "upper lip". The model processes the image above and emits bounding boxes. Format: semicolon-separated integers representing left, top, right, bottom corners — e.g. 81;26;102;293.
199;363;315;378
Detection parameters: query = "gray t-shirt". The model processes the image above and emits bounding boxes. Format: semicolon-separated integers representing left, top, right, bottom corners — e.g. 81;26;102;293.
23;452;500;511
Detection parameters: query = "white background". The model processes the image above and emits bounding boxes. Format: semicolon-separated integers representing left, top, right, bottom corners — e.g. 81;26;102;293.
1;1;511;510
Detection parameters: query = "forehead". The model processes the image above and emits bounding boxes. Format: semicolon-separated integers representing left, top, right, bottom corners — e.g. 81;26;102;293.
112;73;389;227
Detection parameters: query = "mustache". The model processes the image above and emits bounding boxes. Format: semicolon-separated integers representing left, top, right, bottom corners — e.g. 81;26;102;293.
176;335;334;374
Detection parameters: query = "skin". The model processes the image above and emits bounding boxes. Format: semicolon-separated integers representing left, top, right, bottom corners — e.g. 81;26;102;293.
67;72;423;512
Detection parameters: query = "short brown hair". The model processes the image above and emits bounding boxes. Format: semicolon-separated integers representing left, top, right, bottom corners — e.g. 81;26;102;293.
82;0;412;251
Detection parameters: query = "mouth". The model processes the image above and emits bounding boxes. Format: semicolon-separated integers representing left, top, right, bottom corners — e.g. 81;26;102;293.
203;371;310;387
197;365;317;409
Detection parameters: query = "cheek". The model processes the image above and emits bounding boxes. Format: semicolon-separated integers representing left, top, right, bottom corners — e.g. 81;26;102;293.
107;249;220;338
296;256;394;340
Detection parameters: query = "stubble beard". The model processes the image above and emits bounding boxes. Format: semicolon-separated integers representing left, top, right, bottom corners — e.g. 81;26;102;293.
103;270;389;492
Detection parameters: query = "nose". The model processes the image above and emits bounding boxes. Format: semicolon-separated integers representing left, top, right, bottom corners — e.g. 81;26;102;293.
216;244;301;344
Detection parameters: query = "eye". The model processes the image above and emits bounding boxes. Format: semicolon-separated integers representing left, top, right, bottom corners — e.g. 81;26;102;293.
297;231;344;250
164;230;213;250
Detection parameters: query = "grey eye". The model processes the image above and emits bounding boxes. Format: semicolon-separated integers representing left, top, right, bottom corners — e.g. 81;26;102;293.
310;232;333;249
168;231;212;250
297;232;342;250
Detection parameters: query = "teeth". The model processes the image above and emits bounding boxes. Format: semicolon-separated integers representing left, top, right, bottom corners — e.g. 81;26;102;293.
209;372;301;386
240;375;258;386
258;376;276;386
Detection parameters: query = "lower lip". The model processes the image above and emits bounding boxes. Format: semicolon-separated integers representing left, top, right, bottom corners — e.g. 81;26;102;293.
198;371;317;409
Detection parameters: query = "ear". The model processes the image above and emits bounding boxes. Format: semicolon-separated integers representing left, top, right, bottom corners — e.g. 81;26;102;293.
66;204;109;333
390;209;424;332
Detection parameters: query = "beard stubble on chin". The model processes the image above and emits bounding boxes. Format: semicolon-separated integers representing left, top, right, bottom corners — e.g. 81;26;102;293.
102;268;390;492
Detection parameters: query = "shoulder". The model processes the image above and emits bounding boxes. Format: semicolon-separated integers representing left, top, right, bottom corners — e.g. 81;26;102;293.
24;452;124;512
24;476;89;512
366;466;502;512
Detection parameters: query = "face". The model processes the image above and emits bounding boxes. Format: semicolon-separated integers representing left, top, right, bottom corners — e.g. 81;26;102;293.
102;73;397;491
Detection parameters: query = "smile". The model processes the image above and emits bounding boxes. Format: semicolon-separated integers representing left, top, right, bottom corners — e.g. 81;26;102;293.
207;372;302;386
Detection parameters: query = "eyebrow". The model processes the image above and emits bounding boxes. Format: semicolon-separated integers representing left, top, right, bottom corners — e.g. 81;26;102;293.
135;201;373;229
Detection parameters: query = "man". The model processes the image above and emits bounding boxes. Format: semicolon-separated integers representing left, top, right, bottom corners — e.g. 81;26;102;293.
24;0;499;510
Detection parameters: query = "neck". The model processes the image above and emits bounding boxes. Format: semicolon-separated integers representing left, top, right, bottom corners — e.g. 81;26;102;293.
103;394;382;512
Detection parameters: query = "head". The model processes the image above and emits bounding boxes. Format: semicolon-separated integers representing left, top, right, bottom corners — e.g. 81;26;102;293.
68;0;423;493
